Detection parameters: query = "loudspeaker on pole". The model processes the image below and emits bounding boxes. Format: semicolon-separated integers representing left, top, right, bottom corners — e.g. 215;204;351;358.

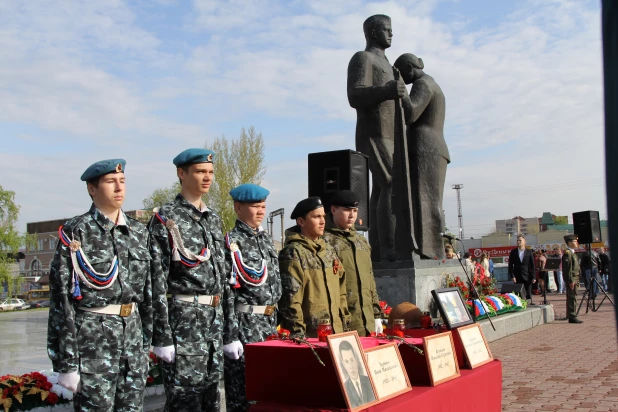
308;150;370;231
572;210;602;244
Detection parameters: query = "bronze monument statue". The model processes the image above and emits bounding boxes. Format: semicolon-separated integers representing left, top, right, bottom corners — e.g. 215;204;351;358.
347;14;414;261
394;53;449;260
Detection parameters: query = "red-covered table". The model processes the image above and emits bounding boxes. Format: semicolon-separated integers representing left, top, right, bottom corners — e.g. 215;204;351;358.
245;337;501;411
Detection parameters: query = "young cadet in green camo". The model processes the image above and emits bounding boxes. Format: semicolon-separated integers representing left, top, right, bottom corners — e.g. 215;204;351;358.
47;159;153;412
223;184;282;412
322;190;384;337
148;148;238;412
278;197;351;337
563;234;583;324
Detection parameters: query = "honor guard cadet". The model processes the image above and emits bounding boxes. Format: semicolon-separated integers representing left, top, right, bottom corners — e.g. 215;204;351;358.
47;159;153;411
223;184;282;412
563;234;583;324
278;197;351;337
323;190;384;336
148;149;237;411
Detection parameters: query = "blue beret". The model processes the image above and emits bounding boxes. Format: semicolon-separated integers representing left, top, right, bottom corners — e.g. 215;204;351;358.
80;159;126;182
173;148;215;167
291;197;323;219
330;190;359;208
229;184;270;202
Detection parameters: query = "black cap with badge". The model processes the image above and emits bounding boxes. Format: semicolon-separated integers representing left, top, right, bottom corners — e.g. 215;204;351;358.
291;197;323;219
330;190;359;209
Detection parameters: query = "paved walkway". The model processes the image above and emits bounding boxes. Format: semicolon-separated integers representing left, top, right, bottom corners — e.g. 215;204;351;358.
492;289;618;411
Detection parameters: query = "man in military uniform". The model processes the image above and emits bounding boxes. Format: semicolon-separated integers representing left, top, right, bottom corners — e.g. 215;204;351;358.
48;159;153;411
563;234;582;324
148;148;238;411
323;190;384;337
278;197;351;337
223;184;282;412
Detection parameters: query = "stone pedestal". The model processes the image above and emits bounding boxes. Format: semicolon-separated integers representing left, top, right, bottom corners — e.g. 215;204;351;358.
374;259;467;316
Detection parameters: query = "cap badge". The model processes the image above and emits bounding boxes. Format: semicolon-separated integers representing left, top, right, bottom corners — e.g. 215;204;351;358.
115;163;123;173
229;242;239;253
317;199;322;205
207;153;213;162
69;240;81;252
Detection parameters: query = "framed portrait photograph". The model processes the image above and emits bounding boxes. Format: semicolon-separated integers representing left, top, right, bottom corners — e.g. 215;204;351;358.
455;323;493;369
431;287;474;329
327;331;378;411
423;331;460;386
364;343;412;401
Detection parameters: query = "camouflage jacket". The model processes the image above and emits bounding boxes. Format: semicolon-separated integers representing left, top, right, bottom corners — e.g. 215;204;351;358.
278;226;350;337
323;215;383;336
148;194;235;347
562;248;581;284
47;205;153;373
224;219;282;344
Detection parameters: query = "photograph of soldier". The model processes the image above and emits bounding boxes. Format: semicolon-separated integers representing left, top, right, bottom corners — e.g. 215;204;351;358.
323;190;384;336
223;184;282;412
148;148;237;411
278;197;351;337
336;339;376;408
47;159;153;411
563;234;583;324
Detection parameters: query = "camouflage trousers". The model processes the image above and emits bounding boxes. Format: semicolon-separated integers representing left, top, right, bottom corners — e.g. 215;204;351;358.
72;311;148;412
73;356;147;412
161;301;224;411
224;355;249;412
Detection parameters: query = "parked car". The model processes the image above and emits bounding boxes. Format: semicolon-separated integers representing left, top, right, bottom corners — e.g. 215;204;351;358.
0;298;26;311
28;300;51;309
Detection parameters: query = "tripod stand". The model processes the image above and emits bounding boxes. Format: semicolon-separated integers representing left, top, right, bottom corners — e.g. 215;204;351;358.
577;273;615;314
576;243;615;316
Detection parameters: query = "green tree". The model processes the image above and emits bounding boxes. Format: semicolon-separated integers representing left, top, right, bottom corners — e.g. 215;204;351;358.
142;126;266;233
554;216;568;225
0;186;22;297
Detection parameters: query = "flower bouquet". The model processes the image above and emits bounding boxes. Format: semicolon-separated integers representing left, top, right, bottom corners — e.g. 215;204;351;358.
0;371;72;412
146;352;163;387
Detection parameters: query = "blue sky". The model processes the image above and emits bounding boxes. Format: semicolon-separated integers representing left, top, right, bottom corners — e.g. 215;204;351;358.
0;0;606;240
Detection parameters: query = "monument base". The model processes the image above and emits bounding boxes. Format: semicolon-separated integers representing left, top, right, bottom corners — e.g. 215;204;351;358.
374;259;467;316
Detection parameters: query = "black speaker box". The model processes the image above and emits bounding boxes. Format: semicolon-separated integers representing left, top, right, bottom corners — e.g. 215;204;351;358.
308;150;370;231
500;283;526;298
572;210;602;244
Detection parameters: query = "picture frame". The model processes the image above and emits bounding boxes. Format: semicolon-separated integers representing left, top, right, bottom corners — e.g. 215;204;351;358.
364;343;412;401
326;331;379;411
431;287;474;330
423;331;460;386
455;323;493;369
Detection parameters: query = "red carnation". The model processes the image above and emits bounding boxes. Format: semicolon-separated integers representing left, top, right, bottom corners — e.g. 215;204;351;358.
47;392;59;405
147;376;154;384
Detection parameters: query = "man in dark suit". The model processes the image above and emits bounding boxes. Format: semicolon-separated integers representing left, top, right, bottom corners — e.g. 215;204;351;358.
508;235;536;303
339;340;375;407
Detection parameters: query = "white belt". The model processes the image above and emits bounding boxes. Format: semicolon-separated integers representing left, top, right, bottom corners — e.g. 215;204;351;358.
79;302;136;317
235;303;276;316
169;294;220;307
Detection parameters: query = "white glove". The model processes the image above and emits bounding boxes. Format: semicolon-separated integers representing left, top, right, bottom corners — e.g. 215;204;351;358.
223;340;244;360
58;371;80;394
375;319;384;334
153;345;176;363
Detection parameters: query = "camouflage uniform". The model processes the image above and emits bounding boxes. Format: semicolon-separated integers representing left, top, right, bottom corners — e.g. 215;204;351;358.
223;219;282;412
149;195;234;412
278;226;351;337
47;205;153;412
323;214;383;336
563;248;581;320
